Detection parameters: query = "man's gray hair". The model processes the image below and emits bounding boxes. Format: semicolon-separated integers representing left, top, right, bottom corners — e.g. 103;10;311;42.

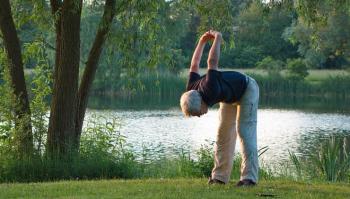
180;90;202;117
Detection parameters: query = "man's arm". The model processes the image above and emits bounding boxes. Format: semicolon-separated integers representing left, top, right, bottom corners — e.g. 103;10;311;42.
207;30;222;70
190;32;213;73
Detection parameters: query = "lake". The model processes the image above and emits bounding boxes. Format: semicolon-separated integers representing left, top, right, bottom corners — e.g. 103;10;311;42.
87;96;350;166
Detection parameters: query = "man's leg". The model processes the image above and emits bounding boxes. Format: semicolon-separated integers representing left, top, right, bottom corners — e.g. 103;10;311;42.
237;77;259;183
211;102;237;184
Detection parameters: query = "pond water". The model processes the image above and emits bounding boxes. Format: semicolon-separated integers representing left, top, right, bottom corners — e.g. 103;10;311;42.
87;96;350;166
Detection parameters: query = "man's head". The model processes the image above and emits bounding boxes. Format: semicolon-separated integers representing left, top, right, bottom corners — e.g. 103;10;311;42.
180;90;208;117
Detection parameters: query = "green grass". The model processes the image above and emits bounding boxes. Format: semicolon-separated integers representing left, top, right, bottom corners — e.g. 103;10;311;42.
235;69;348;81
1;178;350;199
305;70;349;82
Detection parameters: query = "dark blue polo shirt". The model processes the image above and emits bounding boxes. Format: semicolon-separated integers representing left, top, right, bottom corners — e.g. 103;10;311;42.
186;69;248;107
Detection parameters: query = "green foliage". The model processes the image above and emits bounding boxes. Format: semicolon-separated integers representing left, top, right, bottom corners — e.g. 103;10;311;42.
285;58;309;81
233;46;264;67
319;75;350;98
195;141;214;177
255;72;350;100
80;114;126;157
92;71;350;109
0;111;270;182
81;0;237;93
256;56;284;76
92;71;186;101
0;49;29;157
0;113;138;182
288;150;303;180
80;114;138;179
314;137;350;182
23;40;52;155
232;1;298;67
289;136;350;182
0;61;16;151
193;0;235;48
296;0;350;24
290;2;350;69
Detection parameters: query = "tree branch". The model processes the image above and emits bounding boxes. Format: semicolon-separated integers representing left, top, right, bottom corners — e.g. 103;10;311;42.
75;0;117;141
50;0;62;15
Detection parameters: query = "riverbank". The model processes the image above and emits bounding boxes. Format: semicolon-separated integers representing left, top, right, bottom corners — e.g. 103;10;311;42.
89;69;350;98
1;178;349;199
86;69;350;112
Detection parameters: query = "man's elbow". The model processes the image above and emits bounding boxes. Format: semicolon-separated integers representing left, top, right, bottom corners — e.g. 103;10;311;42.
207;58;218;68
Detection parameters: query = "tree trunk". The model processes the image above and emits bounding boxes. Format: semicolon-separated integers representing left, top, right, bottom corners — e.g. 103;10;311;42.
0;0;33;157
47;0;82;157
75;0;116;147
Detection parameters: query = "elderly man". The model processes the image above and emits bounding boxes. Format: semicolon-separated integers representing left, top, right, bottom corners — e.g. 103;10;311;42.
180;30;259;186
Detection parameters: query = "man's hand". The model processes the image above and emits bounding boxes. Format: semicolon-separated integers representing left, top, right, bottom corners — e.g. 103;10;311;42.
208;30;222;39
199;31;215;43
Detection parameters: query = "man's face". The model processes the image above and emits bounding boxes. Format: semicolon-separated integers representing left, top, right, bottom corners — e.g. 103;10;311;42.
191;101;208;117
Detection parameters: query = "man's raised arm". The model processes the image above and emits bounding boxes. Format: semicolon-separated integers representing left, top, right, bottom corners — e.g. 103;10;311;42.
190;32;214;73
207;30;222;71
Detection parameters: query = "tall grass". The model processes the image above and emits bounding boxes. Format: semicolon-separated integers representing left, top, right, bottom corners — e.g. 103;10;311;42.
250;73;350;98
0;114;271;183
288;136;350;182
91;72;350;102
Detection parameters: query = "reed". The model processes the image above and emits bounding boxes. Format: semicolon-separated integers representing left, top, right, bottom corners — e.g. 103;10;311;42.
288;136;350;182
92;72;350;101
0;114;272;183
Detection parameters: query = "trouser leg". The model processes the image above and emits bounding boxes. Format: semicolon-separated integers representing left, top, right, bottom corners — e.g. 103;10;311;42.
237;77;259;183
211;103;237;183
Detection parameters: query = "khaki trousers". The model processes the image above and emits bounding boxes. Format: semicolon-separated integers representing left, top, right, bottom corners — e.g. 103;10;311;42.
211;77;259;183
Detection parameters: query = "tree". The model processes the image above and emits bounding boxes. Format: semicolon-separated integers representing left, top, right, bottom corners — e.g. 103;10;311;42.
1;0;236;159
0;0;33;157
232;0;298;67
290;0;350;68
295;0;350;25
284;4;350;68
1;0;119;157
46;0;121;156
0;0;238;160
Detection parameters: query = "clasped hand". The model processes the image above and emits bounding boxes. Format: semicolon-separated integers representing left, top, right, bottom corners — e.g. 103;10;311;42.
199;30;222;43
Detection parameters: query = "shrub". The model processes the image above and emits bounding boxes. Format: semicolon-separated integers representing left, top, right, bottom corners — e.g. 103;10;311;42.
256;56;284;76
286;58;309;81
195;141;215;177
304;49;327;69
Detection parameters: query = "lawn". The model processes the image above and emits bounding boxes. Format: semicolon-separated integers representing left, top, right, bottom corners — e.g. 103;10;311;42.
1;178;349;199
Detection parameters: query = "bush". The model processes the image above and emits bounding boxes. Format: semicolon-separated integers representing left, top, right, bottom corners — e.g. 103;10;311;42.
304;49;327;69
256;56;284;76
195;141;215;177
286;58;309;81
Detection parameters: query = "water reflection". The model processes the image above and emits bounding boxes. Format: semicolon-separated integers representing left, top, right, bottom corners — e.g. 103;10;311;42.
86;108;350;166
260;96;350;114
87;94;350;166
